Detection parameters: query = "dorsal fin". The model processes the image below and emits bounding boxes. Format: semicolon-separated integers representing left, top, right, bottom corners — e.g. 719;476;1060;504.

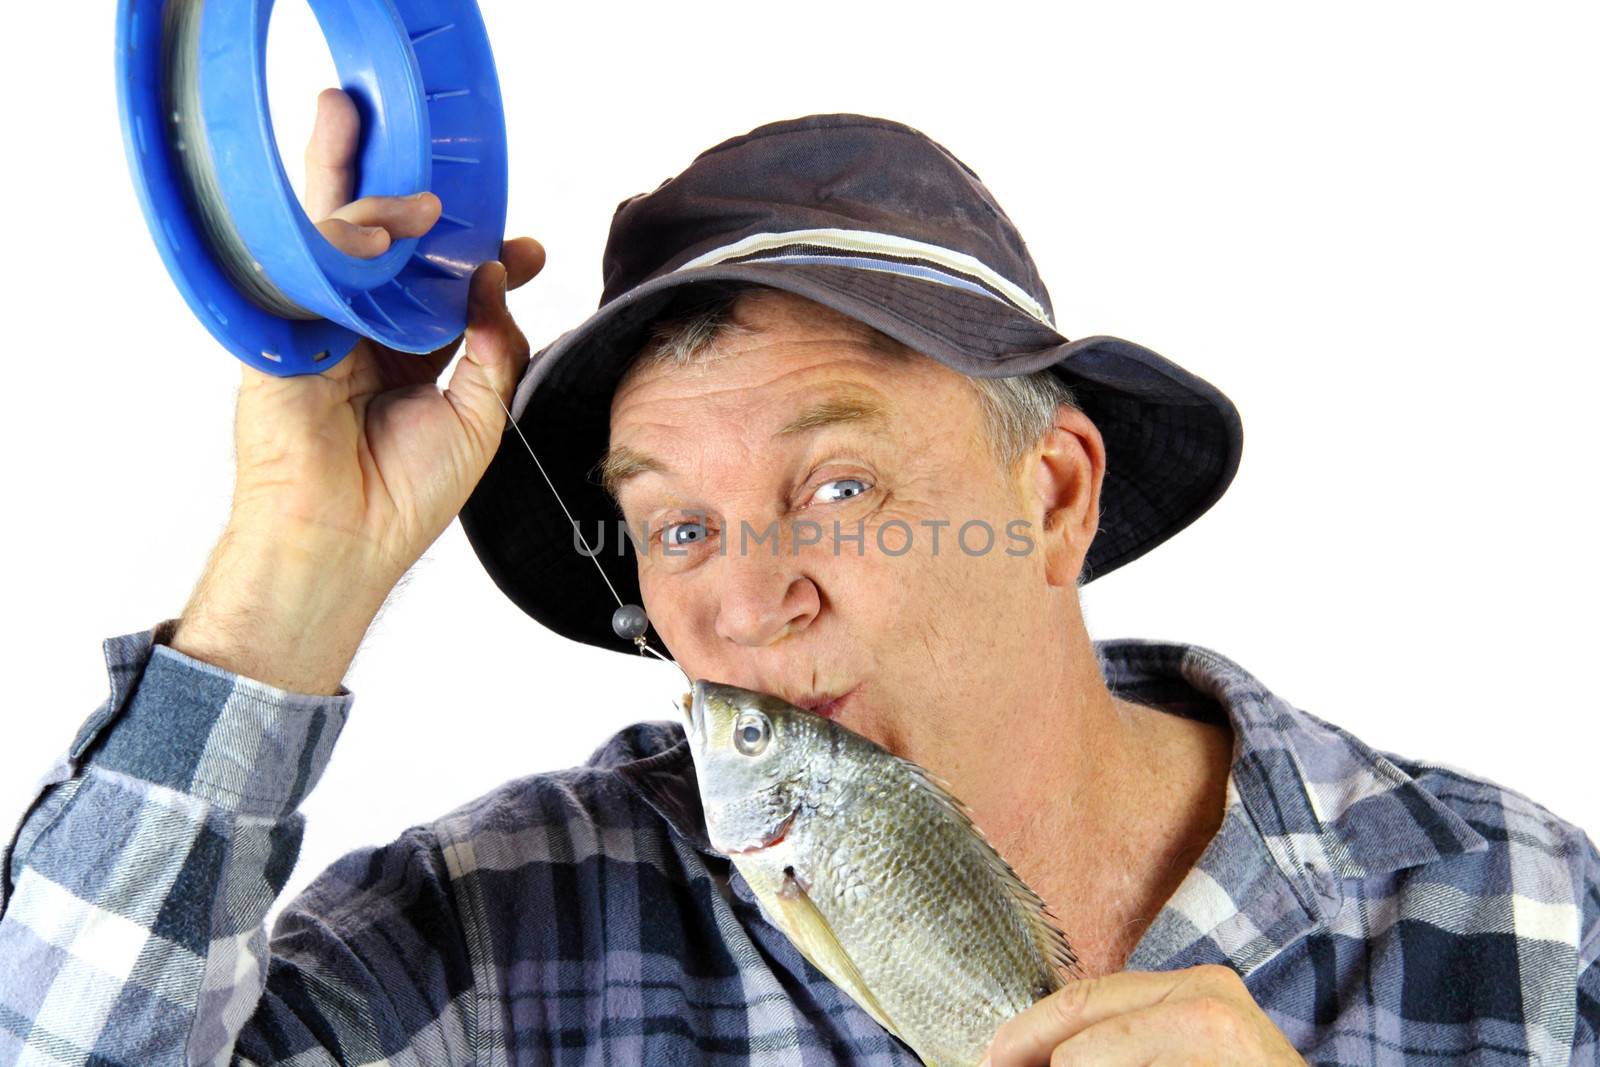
891;754;1085;985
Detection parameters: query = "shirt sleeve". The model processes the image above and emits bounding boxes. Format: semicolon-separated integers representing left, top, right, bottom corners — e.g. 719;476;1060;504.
0;620;477;1065
1574;830;1600;1065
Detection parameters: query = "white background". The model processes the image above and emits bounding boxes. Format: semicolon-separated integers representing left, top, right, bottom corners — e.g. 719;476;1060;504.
1;1;1595;925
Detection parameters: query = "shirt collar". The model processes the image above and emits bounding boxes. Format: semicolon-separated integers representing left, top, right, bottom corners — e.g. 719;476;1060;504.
1094;639;1487;882
608;638;1488;967
606;721;719;857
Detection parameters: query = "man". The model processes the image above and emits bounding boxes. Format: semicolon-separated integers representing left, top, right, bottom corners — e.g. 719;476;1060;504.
0;90;1594;1065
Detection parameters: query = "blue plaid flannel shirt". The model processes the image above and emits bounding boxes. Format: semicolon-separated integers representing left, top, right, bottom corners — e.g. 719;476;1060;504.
2;618;1596;1065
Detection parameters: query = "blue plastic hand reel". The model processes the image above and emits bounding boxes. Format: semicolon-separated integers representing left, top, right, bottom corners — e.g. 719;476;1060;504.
116;0;509;377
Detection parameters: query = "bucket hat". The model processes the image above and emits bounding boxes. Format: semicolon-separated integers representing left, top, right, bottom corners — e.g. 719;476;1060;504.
459;114;1243;654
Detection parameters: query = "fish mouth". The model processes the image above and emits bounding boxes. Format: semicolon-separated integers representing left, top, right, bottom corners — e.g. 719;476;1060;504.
685;679;710;738
723;809;798;856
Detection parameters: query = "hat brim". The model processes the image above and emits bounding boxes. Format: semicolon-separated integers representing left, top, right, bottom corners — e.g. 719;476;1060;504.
459;262;1243;653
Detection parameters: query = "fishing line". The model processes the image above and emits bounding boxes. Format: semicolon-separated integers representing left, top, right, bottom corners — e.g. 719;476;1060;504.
166;0;318;322
490;388;693;691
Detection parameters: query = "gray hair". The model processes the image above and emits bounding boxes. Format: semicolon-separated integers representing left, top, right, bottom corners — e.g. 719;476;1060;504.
619;284;1083;475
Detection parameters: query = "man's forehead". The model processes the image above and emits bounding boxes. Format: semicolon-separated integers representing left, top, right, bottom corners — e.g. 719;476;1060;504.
597;384;894;504
597;288;954;505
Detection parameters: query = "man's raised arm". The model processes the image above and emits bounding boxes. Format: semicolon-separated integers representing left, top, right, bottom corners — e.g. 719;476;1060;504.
0;87;542;1063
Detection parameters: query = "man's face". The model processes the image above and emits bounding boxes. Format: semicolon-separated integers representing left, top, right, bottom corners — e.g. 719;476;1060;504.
606;290;1098;771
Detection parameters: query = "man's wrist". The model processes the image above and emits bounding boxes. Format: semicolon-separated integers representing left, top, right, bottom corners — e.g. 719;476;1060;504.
168;524;392;695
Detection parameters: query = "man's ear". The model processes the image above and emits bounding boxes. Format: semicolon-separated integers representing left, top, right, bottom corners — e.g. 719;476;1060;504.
1028;404;1106;588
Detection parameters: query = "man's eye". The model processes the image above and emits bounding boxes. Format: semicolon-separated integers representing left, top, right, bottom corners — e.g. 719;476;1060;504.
811;477;871;505
661;520;708;546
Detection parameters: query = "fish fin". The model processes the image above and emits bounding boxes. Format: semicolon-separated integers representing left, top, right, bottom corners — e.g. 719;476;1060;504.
890;756;1086;986
769;867;904;1039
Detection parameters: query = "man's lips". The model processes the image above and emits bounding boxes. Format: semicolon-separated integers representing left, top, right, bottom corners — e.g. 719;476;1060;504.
796;684;861;719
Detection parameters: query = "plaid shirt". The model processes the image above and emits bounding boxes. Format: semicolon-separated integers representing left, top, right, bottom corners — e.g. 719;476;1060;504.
2;619;1596;1066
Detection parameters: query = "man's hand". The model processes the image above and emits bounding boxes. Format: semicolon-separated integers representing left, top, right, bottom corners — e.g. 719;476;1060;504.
170;87;544;694
228;87;544;578
982;965;1307;1066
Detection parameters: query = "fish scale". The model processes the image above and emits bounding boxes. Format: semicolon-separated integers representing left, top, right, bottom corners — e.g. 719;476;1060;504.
803;772;1036;1057
686;680;1080;1067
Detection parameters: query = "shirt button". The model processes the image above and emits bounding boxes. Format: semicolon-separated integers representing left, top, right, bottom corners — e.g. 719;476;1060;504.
1306;861;1342;910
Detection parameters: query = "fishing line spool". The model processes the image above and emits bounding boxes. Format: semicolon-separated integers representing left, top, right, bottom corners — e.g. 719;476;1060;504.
116;0;509;377
121;0;675;665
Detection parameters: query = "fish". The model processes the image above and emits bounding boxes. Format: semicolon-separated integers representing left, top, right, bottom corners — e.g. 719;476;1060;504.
681;679;1081;1067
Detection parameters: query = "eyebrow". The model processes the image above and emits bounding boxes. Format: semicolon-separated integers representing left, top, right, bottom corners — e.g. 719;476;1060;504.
774;393;889;438
595;392;889;504
594;445;666;504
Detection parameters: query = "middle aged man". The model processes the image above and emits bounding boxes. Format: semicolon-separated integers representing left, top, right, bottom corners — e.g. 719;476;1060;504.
1;92;1596;1065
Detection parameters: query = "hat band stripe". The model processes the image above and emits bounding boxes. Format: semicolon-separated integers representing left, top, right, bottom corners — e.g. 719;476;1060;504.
726;252;1013;309
715;244;1017;307
673;228;1053;327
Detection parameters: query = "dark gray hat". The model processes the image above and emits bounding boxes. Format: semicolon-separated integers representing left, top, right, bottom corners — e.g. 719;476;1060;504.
459;114;1243;654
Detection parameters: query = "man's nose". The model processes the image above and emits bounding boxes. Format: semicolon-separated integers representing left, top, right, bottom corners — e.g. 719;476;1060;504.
713;546;821;648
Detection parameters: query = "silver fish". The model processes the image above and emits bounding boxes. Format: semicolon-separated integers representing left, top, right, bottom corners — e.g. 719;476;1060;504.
683;680;1080;1067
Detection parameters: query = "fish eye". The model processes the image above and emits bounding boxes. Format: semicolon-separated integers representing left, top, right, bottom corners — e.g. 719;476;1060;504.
733;711;771;756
